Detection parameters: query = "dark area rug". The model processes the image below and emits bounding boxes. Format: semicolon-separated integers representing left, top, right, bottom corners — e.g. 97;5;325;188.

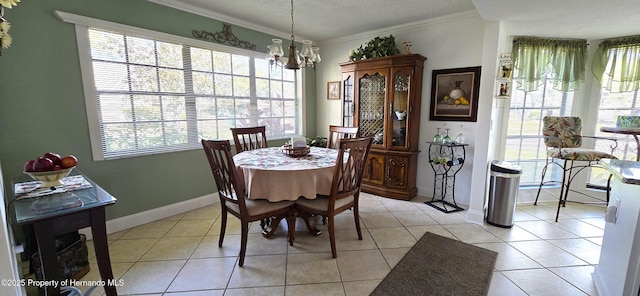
371;232;498;296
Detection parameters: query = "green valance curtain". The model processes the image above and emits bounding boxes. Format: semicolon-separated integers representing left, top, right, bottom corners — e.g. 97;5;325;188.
511;37;587;92
592;35;640;93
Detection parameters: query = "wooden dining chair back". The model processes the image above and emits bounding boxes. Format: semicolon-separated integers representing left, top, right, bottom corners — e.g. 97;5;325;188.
201;139;294;266
295;137;372;258
230;126;268;154
327;125;359;149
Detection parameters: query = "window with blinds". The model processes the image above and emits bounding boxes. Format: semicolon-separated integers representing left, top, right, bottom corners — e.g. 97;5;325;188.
85;28;299;160
505;79;574;185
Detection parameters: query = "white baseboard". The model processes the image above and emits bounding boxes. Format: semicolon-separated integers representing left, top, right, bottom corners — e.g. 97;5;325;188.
465;209;485;224
592;267;608;296
419;184;595;205
80;194;218;240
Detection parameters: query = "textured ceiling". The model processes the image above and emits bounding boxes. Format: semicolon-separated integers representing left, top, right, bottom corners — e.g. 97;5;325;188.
149;0;476;41
474;0;640;40
149;0;640;42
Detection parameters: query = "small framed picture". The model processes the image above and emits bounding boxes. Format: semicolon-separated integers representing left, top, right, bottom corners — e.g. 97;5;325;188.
327;81;340;100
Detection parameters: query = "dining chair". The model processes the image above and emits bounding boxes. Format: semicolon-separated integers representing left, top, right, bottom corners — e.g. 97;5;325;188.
230;126;268;154
533;116;617;221
327;125;359;149
201;139;295;266
295;137;372;258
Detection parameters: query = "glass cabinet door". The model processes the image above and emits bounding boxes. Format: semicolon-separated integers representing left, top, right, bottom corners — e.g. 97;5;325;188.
391;69;411;148
358;72;387;145
342;74;354;127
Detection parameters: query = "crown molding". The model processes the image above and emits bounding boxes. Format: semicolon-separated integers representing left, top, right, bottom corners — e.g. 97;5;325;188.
147;0;301;40
322;10;480;45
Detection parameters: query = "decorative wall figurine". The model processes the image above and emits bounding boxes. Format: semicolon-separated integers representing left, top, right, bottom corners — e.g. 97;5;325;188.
402;41;412;54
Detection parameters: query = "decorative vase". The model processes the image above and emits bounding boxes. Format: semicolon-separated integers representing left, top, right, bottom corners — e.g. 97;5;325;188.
395;110;407;120
449;80;466;100
402;41;412;54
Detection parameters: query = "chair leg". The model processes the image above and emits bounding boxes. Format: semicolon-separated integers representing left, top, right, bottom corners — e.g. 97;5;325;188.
555;160;572;222
328;216;337;258
353;204;362;240
238;221;249;267
534;159;552;205
606;173;612;205
563;160;578;208
219;208;227;247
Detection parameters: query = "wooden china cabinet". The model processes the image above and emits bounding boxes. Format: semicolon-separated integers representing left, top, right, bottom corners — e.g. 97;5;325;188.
340;54;426;200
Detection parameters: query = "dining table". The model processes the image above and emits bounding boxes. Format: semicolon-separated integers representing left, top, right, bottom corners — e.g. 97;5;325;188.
233;146;338;237
600;126;640;161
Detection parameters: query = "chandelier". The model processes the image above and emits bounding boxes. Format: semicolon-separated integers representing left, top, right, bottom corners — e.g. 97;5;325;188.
266;0;321;70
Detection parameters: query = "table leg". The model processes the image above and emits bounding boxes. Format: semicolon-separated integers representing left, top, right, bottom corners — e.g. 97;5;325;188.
297;211;322;236
33;222;61;296
286;209;297;246
261;214;287;238
90;208;117;296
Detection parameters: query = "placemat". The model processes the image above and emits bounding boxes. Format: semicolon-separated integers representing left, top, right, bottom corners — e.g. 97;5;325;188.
14;175;93;200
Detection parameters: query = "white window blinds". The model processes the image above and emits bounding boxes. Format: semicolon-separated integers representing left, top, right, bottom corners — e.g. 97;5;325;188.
58;11;301;160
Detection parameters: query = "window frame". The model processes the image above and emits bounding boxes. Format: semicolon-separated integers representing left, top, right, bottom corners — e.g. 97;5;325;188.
56;11;304;161
505;78;574;186
595;88;640;161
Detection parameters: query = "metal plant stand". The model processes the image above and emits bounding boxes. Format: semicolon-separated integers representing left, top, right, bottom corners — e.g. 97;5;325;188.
425;141;468;213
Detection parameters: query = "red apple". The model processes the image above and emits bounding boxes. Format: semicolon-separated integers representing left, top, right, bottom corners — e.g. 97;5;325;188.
59;155;78;169
24;160;35;172
33;157;55;172
43;152;61;165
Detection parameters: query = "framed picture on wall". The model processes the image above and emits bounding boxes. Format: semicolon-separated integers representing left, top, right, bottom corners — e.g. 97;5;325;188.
327;81;340;100
429;66;481;122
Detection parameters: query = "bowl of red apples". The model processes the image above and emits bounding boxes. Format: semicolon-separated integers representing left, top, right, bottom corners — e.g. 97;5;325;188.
23;152;78;187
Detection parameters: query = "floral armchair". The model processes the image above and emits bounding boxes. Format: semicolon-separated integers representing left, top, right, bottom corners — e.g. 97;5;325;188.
535;116;618;221
542;116;617;161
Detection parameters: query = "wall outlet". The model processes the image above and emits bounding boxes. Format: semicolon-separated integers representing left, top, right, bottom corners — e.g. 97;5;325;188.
605;198;622;224
605;205;617;223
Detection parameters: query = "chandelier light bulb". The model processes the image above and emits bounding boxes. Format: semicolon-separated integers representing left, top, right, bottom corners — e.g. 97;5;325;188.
270;39;284;57
300;40;313;58
311;46;321;63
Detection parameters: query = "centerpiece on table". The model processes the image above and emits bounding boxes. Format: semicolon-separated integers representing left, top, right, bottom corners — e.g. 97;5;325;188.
23;152;78;188
281;136;310;157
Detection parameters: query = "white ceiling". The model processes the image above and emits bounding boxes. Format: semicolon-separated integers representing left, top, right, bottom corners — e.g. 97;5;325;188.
475;0;640;40
149;0;640;42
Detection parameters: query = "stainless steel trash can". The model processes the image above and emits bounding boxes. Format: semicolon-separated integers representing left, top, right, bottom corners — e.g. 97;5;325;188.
486;161;522;228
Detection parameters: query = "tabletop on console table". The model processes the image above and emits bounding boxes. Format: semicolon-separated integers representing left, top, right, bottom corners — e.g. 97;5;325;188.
600;159;640;185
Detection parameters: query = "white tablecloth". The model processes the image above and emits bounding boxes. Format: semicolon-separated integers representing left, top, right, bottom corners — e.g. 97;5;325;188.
233;147;338;202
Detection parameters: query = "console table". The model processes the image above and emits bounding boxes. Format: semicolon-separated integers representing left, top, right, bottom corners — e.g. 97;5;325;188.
12;171;117;296
425;142;468;213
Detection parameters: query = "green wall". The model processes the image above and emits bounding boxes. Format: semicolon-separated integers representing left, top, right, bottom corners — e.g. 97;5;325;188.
0;0;316;220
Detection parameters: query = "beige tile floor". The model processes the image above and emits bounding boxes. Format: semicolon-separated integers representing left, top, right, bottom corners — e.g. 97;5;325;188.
71;192;605;296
